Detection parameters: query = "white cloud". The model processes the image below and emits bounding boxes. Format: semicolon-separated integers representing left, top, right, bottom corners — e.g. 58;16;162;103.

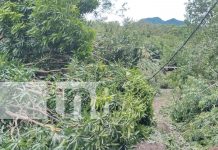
108;0;188;20
86;0;189;22
125;0;188;21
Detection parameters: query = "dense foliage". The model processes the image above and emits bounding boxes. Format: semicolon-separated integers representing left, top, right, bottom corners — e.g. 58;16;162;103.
0;53;34;81
171;77;218;122
168;1;218;149
0;58;154;149
0;1;157;149
185;0;216;24
0;0;218;149
0;0;97;69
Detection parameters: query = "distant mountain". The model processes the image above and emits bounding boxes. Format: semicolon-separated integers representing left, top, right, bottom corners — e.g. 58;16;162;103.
165;18;184;25
139;17;184;26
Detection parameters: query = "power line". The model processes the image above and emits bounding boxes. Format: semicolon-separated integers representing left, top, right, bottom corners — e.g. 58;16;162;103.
198;82;218;95
149;0;218;81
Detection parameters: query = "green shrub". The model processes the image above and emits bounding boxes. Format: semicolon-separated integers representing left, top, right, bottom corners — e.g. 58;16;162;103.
171;76;218;122
183;108;218;149
0;0;96;68
0;61;154;149
0;54;34;81
92;22;143;68
170;76;218;148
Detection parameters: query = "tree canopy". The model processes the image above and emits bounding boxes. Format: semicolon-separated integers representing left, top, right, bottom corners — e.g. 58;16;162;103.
0;0;100;68
185;0;217;24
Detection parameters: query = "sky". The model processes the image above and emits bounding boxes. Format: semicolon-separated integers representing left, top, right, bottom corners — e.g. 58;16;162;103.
105;0;189;22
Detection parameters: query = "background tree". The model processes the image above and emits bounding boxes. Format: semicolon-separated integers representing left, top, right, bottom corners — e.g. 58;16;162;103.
0;0;99;69
185;0;217;24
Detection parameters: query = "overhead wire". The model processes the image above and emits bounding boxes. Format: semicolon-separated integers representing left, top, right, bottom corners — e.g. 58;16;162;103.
148;0;218;81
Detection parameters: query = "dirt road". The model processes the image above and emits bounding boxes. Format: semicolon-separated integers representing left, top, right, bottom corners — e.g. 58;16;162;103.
135;89;190;150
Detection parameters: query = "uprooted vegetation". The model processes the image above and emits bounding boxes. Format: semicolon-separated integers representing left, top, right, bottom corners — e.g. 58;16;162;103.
0;0;218;149
0;60;155;149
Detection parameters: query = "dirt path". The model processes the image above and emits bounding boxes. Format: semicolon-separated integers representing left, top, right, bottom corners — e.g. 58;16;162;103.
135;89;190;150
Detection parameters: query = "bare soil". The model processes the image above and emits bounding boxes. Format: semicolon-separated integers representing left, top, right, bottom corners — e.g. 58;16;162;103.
134;89;189;150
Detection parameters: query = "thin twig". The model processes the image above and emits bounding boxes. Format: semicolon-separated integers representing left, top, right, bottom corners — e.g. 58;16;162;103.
5;111;61;132
5;111;44;126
